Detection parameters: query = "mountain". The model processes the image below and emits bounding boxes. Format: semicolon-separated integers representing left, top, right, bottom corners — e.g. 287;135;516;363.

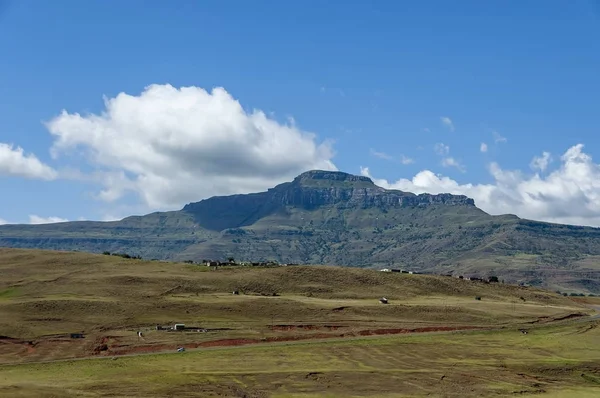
1;170;599;293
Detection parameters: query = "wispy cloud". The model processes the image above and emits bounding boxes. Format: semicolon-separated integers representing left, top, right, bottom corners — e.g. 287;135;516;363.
101;215;123;222
530;151;552;172
0;218;8;225
370;148;393;160
441;157;466;172
434;143;450;156
493;131;507;143
369;149;414;165
28;215;69;224
440;117;455;132
433;142;464;171
480;142;488;153
422;128;430;133
400;155;415;165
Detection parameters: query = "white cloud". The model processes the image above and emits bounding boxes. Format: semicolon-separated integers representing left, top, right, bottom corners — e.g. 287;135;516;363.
360;144;600;227
400;155;414;165
480;143;488;153
0;143;57;180
530;151;552;172
434;143;463;170
434;143;450;156
29;215;69;224
101;215;122;222
493;131;507;143
45;84;336;210
370;149;414;165
369;148;393;161
441;157;466;172
441;117;455;132
0;218;8;225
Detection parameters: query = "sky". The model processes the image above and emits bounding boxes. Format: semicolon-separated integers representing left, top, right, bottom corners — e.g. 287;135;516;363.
0;0;600;226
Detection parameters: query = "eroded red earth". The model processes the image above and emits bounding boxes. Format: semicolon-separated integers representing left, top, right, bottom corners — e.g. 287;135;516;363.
105;325;482;356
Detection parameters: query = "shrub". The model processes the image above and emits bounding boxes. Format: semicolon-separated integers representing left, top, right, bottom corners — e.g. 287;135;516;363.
110;252;141;260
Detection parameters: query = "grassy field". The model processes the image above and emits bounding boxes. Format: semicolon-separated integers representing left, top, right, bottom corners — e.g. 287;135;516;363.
0;248;598;397
1;321;599;397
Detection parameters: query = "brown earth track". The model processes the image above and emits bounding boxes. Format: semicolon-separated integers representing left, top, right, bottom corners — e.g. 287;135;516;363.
101;325;483;356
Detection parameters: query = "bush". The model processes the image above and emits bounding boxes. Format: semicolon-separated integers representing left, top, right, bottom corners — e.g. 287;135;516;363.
110;252;142;260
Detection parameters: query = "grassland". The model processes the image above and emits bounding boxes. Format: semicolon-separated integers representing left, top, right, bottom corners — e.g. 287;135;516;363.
0;248;598;397
1;321;599;397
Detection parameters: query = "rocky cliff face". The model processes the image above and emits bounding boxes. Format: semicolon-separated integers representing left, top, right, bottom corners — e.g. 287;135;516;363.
183;170;476;231
2;170;600;292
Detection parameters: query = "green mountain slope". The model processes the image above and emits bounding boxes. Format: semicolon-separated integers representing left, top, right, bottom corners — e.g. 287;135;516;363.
1;170;599;293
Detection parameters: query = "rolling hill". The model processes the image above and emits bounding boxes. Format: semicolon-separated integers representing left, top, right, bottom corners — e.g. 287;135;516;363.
1;170;600;293
0;248;598;397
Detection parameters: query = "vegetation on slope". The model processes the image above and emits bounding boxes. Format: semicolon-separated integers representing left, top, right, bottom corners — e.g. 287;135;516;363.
1;171;600;292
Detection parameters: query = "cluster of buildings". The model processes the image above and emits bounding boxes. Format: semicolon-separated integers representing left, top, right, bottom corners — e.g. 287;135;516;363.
379;268;500;283
379;268;421;274
198;259;297;267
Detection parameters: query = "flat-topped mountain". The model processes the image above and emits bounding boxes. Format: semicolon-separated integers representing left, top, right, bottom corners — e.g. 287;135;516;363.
0;170;599;293
183;170;475;231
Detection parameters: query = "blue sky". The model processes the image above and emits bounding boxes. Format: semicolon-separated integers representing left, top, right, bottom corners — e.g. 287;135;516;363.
1;0;600;225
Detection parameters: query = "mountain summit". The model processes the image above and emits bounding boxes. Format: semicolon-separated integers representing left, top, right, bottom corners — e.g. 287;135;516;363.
0;170;599;293
182;170;475;231
293;170;376;186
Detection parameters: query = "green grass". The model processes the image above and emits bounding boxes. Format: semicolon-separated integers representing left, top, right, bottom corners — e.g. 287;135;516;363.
0;248;598;397
0;287;19;301
1;322;599;397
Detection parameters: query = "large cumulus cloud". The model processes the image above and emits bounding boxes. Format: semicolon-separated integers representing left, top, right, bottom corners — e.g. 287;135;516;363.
46;84;336;209
362;144;600;227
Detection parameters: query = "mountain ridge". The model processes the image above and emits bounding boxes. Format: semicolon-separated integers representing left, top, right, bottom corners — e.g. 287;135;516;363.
182;170;476;231
1;170;599;293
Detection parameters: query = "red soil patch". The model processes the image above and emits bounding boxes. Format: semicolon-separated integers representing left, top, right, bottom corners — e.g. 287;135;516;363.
25;342;36;354
109;325;482;356
0;337;37;354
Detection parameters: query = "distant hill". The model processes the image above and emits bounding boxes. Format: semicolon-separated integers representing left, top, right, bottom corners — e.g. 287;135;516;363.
1;170;599;293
